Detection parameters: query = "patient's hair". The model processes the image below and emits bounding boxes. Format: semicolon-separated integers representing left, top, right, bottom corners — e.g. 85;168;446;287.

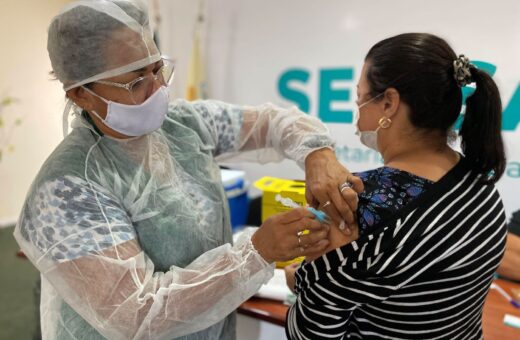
365;33;505;183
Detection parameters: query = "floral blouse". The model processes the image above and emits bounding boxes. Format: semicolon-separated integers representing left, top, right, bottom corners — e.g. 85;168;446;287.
355;166;433;235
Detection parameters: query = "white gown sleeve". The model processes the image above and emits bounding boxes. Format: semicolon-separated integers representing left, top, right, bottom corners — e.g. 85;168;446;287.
14;176;273;340
190;100;334;167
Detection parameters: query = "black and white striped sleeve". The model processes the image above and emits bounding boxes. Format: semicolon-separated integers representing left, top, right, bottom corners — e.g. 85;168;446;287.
286;167;507;339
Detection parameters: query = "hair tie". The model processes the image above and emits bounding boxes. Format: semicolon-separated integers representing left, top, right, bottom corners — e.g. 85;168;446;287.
453;54;474;87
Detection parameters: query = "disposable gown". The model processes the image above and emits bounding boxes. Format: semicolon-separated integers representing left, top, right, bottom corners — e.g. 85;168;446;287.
14;99;334;340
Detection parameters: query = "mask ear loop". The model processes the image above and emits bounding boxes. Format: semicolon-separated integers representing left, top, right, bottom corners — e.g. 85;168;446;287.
80;85;110;122
63;87;109;138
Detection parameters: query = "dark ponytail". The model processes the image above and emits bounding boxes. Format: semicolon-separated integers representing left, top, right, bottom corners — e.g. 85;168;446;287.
460;67;505;183
365;33;506;184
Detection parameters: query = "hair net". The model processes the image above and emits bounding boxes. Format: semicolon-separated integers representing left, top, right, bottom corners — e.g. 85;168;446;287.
48;0;160;91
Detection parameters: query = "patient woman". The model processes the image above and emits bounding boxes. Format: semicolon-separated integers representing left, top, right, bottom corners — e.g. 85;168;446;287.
285;33;507;339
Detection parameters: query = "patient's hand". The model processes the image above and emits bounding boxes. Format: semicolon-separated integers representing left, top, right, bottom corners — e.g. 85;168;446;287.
305;222;359;262
284;263;299;293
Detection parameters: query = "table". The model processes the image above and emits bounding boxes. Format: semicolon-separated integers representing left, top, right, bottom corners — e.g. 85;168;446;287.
238;278;520;339
482;279;520;339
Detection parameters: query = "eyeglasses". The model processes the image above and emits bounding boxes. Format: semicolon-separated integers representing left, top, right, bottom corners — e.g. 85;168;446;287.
92;57;174;104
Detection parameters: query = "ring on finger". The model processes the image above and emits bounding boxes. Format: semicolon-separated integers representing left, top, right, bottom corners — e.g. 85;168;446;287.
339;181;353;193
297;230;305;247
321;200;332;209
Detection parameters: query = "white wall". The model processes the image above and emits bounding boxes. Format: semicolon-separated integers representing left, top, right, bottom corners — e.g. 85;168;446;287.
1;2;517;220
0;0;71;225
159;0;520;215
156;0;208;100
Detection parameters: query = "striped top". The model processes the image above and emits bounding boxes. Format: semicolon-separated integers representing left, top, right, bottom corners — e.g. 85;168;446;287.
286;158;507;339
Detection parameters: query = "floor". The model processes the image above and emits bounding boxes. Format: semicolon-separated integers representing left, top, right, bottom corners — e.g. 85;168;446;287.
0;226;39;340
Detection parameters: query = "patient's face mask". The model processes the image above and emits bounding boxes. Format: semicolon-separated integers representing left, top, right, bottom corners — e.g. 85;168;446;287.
83;85;169;137
354;93;384;152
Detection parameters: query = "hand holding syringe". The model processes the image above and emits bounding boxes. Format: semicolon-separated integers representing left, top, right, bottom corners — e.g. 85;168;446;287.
275;194;358;263
275;194;330;223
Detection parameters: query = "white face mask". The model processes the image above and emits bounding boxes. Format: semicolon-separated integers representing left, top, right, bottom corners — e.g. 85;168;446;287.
83;86;169;137
354;93;384;152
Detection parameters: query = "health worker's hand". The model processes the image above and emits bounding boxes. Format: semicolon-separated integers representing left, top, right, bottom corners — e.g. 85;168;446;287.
304;148;364;232
251;208;330;264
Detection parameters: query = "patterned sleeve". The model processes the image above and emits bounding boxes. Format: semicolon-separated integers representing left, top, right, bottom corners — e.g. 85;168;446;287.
15;173;274;339
19;175;135;262
355;168;433;236
188;100;334;166
191;100;244;156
